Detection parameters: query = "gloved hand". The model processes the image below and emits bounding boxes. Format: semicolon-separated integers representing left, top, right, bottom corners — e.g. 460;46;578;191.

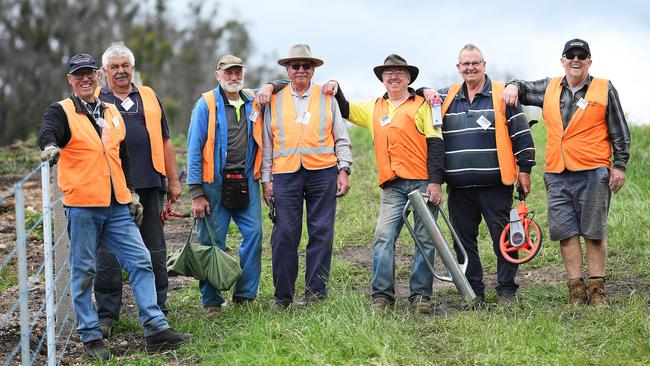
129;192;144;226
40;144;60;166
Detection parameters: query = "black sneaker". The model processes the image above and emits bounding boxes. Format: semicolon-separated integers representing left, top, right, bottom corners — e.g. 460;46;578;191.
462;294;486;311
145;328;192;353
84;339;111;361
497;292;518;306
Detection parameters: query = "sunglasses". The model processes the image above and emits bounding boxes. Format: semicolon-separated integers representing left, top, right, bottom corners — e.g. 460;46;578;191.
71;70;97;80
290;62;312;71
564;51;589;60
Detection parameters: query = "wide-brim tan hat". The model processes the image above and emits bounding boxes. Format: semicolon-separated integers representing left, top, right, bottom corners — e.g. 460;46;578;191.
373;54;419;85
277;43;324;67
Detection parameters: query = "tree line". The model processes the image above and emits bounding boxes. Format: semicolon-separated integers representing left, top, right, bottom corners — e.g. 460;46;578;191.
0;0;280;146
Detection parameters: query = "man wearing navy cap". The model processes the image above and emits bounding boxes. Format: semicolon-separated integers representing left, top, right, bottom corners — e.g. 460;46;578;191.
503;39;631;307
39;53;191;360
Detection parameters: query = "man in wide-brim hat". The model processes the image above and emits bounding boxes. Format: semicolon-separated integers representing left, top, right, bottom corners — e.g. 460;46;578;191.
314;53;444;314
260;43;353;308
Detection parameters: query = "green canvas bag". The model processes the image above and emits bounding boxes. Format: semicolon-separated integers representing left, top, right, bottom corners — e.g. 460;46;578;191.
167;218;242;291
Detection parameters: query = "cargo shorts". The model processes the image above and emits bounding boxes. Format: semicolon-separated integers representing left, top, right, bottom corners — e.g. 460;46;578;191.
544;167;612;241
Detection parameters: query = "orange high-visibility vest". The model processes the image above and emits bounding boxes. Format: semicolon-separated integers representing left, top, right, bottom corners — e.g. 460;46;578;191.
94;85;166;175
269;84;336;173
441;81;518;185
542;77;610;173
57;99;131;206
372;96;428;187
201;89;262;182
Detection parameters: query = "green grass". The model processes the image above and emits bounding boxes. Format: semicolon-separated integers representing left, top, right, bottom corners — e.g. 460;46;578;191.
99;124;650;365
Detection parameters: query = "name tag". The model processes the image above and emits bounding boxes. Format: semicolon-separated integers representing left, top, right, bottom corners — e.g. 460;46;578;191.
249;110;259;122
380;115;391;126
121;97;134;111
112;117;120;128
476;115;492;130
297;111;311;125
95;117;107;128
576;97;588;110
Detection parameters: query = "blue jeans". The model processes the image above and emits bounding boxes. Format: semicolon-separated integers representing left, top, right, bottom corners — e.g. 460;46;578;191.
66;203;168;342
197;177;262;307
372;179;436;302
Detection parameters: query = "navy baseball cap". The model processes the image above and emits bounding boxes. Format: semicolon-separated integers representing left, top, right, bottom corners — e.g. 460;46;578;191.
68;53;98;74
562;39;591;56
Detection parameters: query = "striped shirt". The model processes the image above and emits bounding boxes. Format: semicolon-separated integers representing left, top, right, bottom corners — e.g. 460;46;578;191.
507;76;630;171
438;76;535;188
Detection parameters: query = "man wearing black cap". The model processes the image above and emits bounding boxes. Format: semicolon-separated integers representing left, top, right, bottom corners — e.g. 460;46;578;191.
503;38;631;307
39;53;191;360
418;44;536;308
308;54;443;313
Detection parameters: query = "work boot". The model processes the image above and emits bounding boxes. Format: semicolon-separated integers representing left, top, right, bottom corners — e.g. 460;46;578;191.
462;294;485;311
370;297;393;311
99;319;113;339
567;278;588;305
497;292;518;306
145;328;193;353
204;305;222;318
411;295;432;314
587;277;609;307
83;339;111;361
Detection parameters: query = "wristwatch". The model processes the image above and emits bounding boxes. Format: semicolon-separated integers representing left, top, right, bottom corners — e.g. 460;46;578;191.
339;166;351;176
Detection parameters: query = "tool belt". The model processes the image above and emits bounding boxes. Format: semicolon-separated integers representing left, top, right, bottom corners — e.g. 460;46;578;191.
222;170;249;209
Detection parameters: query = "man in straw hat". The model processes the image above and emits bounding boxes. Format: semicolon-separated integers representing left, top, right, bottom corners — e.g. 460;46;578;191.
419;44;536;307
259;43;352;308
315;54;444;314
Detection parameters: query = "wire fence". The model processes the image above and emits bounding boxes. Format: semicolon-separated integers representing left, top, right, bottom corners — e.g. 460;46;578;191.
0;162;74;366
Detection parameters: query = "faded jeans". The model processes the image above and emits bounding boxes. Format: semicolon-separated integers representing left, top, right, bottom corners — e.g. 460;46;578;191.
371;179;436;302
66;203;168;342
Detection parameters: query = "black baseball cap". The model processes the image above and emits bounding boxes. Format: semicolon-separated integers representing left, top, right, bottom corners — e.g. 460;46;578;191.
562;39;591;56
68;53;98;74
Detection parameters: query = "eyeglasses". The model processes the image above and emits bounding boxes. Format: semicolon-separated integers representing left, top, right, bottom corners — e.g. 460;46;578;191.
564;51;589;60
458;61;484;68
71;70;97;80
382;70;408;78
290;63;313;71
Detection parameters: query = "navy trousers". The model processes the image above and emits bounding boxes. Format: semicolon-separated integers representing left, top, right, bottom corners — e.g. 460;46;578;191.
447;184;519;297
271;166;338;306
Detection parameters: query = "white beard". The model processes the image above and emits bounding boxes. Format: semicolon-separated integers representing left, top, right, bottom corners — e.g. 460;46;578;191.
221;80;243;93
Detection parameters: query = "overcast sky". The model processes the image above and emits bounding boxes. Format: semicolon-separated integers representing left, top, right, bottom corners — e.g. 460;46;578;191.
178;0;649;124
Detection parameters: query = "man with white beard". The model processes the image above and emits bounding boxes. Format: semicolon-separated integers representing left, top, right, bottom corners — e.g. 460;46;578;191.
186;55;271;316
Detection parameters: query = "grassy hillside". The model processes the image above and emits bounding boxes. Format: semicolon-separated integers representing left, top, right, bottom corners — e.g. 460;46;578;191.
102;124;650;365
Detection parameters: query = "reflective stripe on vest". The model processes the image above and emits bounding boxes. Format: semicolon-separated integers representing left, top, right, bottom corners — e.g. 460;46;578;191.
201;89;263;182
94;85;166;174
270;84;336;173
542;77;610;173
372;96;428;187
441;81;518;185
57;99;131;206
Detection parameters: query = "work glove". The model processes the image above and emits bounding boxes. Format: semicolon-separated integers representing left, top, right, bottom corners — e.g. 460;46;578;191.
129;192;144;226
40;144;60;166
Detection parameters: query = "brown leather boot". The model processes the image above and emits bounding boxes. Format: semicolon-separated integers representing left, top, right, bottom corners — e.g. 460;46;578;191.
587;277;609;307
567;278;587;305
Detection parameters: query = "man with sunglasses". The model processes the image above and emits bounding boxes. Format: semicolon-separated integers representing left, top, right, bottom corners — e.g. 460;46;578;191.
93;44;182;338
503;38;631;307
38;53;191;360
418;44;536;308
260;43;352;308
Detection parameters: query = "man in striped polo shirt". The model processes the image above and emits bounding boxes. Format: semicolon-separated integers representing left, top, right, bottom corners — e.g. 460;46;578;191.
422;44;536;306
